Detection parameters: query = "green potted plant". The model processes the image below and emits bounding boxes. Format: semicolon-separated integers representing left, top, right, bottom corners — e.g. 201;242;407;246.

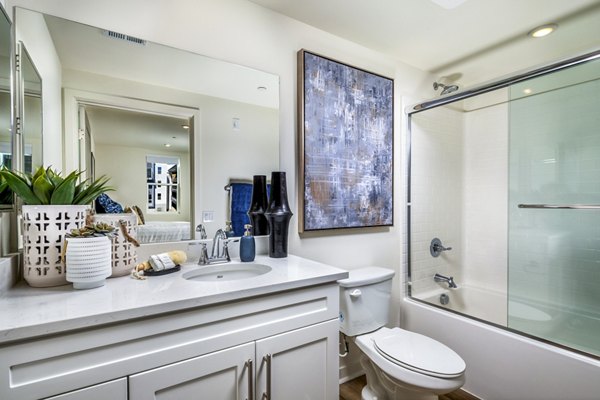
0;166;113;287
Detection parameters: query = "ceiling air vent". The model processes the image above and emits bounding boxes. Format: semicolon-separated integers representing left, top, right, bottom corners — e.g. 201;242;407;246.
101;29;147;46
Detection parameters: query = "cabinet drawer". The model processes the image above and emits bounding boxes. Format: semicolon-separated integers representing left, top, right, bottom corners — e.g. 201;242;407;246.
44;378;127;400
0;283;338;399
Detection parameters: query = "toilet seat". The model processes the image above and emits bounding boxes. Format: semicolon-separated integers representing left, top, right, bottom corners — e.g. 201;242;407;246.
373;329;465;378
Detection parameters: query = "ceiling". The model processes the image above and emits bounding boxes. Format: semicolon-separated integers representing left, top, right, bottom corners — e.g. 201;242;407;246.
249;0;600;88
85;105;190;153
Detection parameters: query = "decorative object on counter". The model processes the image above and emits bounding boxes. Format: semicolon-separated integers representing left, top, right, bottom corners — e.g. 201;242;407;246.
132;250;187;280
265;171;293;258
94;213;139;277
240;224;256;262
64;222;116;290
125;205;146;225
0;166;113;287
248;175;270;236
297;50;394;232
94;193;124;213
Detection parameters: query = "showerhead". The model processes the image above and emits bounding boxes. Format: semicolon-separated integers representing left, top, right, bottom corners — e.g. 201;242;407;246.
433;81;459;95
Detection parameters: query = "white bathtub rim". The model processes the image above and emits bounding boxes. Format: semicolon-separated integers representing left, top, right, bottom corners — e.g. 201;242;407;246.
403;296;600;366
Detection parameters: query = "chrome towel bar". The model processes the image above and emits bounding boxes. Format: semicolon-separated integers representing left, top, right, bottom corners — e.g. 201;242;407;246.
518;204;600;210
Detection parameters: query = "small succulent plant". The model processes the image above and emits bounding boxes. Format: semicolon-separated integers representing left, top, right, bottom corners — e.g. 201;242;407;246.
67;222;117;239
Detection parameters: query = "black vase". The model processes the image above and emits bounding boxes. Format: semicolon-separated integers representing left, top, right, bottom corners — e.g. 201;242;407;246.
264;171;293;258
247;175;270;236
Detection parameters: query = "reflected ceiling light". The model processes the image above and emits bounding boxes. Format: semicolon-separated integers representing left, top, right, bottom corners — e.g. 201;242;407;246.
181;124;190;129
523;88;533;95
528;24;558;38
164;143;172;148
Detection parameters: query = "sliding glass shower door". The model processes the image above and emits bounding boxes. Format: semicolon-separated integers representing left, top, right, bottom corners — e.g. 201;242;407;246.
508;57;600;356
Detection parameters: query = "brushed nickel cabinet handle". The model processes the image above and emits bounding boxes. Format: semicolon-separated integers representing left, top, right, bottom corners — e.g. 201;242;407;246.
246;358;254;400
262;354;272;399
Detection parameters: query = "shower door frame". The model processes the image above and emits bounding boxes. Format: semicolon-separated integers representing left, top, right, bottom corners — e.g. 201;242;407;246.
405;48;600;360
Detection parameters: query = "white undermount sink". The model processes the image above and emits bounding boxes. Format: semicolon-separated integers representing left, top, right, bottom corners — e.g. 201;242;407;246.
182;263;272;282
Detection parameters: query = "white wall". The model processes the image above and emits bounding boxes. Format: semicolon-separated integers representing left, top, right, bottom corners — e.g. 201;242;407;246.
13;7;62;167
6;0;433;382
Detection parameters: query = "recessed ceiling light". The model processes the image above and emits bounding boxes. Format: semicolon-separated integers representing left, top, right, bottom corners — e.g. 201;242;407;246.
181;124;190;129
528;24;558;38
523;88;533;95
164;143;172;148
257;86;267;91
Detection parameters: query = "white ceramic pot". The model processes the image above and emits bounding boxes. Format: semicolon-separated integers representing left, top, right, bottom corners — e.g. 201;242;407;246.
65;236;112;290
94;213;138;277
21;205;90;287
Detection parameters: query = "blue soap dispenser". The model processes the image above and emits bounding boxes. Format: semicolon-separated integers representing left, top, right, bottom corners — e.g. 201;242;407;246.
240;224;256;262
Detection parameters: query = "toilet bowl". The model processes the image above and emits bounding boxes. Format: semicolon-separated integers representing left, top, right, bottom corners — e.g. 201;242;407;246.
339;267;466;400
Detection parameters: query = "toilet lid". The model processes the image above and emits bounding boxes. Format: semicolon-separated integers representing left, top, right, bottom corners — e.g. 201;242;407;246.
373;330;465;378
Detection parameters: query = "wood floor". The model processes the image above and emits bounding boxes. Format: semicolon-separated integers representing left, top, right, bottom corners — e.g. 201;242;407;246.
340;375;479;400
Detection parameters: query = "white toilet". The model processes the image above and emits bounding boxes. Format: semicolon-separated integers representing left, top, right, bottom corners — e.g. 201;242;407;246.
339;267;466;400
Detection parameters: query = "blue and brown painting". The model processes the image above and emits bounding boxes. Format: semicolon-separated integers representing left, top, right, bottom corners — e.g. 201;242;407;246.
303;52;393;231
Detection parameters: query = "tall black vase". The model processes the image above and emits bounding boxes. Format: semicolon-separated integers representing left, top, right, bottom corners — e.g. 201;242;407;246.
264;171;293;258
247;175;270;236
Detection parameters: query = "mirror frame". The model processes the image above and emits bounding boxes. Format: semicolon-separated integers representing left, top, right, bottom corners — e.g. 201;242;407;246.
0;2;14;213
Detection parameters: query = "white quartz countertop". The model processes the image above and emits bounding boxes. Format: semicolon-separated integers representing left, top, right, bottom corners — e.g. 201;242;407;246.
0;255;348;344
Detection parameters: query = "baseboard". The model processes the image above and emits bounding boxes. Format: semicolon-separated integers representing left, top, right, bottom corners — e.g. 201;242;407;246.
338;359;364;384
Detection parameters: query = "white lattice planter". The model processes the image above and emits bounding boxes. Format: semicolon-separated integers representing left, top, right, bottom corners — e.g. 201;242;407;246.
21;205;90;287
65;236;112;289
94;213;138;277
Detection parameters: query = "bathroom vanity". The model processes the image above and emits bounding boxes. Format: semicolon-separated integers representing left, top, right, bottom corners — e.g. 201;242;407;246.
0;255;347;399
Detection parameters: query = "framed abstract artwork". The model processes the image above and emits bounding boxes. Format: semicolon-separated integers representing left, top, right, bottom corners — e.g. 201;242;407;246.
298;50;394;232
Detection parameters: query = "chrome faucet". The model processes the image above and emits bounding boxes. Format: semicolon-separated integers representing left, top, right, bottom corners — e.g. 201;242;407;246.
208;228;233;264
434;273;458;289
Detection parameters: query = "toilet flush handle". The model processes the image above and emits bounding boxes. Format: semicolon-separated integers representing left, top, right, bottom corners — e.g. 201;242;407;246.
350;289;362;299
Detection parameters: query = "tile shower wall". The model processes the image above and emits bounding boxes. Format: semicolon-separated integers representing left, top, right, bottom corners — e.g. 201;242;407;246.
463;102;508;294
410;106;463;295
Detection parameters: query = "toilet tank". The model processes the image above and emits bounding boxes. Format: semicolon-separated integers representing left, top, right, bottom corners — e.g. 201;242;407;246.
338;266;395;336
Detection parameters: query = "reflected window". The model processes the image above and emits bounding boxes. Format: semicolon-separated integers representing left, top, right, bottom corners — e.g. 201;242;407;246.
146;155;179;213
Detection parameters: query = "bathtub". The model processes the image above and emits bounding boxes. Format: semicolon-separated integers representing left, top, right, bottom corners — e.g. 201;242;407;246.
416;285;507;326
403;287;600;399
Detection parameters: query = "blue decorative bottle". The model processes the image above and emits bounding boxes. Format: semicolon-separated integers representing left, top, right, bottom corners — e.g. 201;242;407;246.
240;224;256;262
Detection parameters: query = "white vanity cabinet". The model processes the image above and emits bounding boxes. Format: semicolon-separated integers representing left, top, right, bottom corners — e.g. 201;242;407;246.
45;378;127;400
129;319;338;400
129;342;254;399
0;283;340;400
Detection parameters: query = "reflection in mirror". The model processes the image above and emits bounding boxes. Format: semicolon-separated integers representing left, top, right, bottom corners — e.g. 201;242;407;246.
18;45;42;174
14;8;280;241
84;104;192;243
0;4;13;209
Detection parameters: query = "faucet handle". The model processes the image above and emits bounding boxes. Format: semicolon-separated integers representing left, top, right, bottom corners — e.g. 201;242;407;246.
198;243;209;265
195;224;207;240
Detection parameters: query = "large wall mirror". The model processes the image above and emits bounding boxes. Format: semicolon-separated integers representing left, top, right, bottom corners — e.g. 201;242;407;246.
0;3;13;210
14;7;280;242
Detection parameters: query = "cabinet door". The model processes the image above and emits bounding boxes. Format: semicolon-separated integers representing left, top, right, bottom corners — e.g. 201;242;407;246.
255;319;338;400
44;378;127;400
129;342;254;400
